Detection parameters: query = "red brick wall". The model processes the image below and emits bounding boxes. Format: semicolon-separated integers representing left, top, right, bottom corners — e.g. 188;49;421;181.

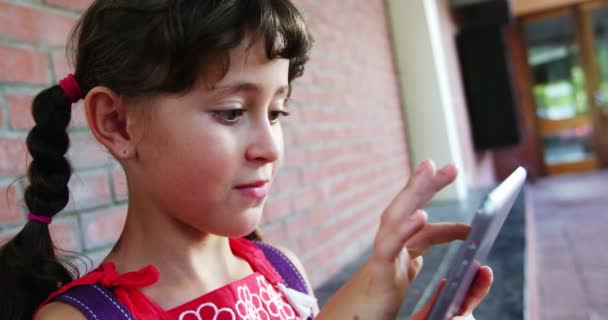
0;0;410;288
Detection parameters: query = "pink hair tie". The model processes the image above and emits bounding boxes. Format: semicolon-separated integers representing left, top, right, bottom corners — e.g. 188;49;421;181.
27;212;52;224
58;74;83;103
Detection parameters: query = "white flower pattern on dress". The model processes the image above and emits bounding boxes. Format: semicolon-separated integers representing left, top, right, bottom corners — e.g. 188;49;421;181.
178;302;236;320
235;280;270;320
257;276;297;319
179;276;295;320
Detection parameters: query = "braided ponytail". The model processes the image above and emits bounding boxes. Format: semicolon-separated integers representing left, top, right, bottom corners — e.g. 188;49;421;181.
0;85;76;319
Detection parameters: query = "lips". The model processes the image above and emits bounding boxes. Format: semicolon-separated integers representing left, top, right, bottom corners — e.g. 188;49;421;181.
234;180;269;200
235;180;268;189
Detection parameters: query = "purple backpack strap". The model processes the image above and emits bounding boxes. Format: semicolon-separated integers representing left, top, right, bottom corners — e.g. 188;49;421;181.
53;243;311;320
53;284;135;320
254;241;314;320
253;241;309;295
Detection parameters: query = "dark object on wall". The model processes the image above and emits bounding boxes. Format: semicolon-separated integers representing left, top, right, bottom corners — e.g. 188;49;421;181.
450;0;512;27
456;25;521;150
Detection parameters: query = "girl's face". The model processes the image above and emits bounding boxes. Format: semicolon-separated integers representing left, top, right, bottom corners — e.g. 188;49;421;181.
131;39;289;237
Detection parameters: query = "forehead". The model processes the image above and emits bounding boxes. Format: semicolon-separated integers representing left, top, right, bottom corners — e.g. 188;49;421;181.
213;37;290;87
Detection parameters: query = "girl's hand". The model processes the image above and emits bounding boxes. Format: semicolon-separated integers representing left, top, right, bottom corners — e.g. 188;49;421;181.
413;266;494;320
363;160;470;318
318;160;481;320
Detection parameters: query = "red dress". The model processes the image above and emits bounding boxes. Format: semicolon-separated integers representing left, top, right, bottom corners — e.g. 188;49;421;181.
35;238;302;320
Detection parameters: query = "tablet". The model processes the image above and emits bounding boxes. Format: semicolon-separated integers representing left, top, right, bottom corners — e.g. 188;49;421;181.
427;166;527;320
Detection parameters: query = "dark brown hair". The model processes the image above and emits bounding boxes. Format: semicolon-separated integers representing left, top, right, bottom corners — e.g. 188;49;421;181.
0;1;312;318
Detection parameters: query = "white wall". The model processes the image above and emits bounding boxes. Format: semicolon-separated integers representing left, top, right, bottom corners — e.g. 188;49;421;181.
386;0;468;201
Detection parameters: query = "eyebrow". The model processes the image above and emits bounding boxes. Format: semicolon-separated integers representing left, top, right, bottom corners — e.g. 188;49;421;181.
212;82;291;98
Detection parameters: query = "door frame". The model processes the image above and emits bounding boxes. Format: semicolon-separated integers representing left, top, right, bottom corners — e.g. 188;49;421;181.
578;0;608;165
513;0;608;175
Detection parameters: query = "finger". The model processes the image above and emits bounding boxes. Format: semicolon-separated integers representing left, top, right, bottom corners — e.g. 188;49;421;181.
412;279;447;319
382;160;457;226
407;256;424;282
406;223;470;258
459;266;493;315
374;210;427;261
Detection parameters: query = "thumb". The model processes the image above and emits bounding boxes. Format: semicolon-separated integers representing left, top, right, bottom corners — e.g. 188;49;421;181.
407;256;424;282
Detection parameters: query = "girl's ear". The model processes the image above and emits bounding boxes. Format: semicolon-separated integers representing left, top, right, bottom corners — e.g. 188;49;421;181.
84;87;141;160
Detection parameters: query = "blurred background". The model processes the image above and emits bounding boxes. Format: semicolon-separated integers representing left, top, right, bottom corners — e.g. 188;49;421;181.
0;0;607;319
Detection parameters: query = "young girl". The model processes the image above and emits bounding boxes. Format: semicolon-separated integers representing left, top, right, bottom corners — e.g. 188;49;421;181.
0;1;493;319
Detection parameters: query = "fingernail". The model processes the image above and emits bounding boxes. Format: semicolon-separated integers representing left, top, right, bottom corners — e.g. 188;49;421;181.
439;163;456;176
428;160;436;173
419;209;428;220
416;160;431;174
411;209;428;222
485;266;494;278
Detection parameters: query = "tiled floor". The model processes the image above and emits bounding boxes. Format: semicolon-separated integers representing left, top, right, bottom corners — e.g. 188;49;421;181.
528;170;608;320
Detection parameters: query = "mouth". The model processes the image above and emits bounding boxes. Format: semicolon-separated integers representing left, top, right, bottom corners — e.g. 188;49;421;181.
234;180;269;200
235;180;268;189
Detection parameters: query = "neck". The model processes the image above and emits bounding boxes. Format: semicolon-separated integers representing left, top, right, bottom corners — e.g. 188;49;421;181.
104;198;253;306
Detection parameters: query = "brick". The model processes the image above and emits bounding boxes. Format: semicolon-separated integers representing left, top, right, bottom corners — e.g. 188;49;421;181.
270;169;300;195
5;92;35;129
81;206;127;250
292;186;326;213
0;2;77;46
260;221;289;246
300;165;330;185
51;50;73;82
0;137;28;177
282;127;297;145
0;182;23;225
63;172;112;212
49;215;81;252
284;147;311;167
67;132;111;169
0;45;49;84
0;100;3;129
287;206;331;242
43;0;93;12
111;167;128;202
298;226;341;259
329;176;353;197
262;196;292;224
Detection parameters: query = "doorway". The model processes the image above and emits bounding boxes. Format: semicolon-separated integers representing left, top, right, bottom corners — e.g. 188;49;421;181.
520;1;608;175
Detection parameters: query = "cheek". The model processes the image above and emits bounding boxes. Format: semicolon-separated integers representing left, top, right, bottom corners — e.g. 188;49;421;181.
159;131;240;217
141;117;239;190
274;125;286;171
175;130;239;181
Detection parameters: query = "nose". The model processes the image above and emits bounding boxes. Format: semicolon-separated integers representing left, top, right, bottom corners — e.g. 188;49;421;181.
245;117;282;164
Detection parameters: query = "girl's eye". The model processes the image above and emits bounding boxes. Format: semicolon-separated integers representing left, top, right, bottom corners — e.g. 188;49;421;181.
269;110;291;124
213;109;245;124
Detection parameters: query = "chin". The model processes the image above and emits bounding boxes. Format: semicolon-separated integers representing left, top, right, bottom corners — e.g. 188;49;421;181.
220;226;259;238
221;212;262;238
